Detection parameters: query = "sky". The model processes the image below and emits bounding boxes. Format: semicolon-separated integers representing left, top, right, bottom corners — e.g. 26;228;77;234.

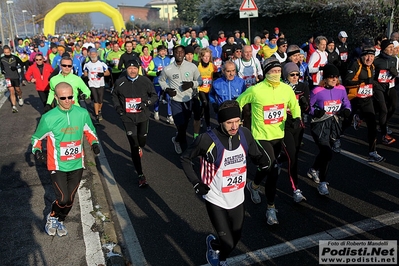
91;0;151;28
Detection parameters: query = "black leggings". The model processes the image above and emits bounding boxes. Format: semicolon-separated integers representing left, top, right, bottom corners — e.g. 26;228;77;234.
206;201;244;261
374;89;397;135
37;91;49;107
254;139;281;205
89;86;105;103
199;91;210;127
310;135;333;183
124;120;149;175
281;127;304;191
50;169;83;221
350;98;377;152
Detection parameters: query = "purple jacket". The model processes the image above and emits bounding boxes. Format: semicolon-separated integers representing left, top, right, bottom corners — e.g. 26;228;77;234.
310;84;351;115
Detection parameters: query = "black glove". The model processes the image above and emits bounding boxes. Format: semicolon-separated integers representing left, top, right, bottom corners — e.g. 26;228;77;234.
165;88;177;97
341;108;351;119
181;81;194;91
313;109;326;118
389;67;398;78
108;62;115;67
318;65;324;71
258;75;264;82
79;93;87;100
10;66;17;71
116;106;124;116
212;103;219;114
35;150;46;163
193;182;210;195
299;96;309;110
97;72;104;78
292;118;301;130
92;143;100;155
43;104;52;113
135;102;148;110
156;71;162;76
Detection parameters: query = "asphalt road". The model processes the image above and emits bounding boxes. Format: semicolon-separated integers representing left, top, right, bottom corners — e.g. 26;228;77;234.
1;82;398;266
93;85;399;266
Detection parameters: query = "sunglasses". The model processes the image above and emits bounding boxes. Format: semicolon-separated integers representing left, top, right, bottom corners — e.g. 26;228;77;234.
290;73;300;77
35;58;43;61
58;95;74;100
61;64;73;68
327;75;339;79
235;50;242;53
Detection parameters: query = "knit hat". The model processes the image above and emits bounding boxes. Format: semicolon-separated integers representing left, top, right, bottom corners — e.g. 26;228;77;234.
184;45;194;54
283;62;299;80
327;37;334;45
277;38;287;47
126;59;140;68
361;46;376;56
262;57;281;74
323;64;340;79
217;101;241;123
380;40;393;52
210;34;218;41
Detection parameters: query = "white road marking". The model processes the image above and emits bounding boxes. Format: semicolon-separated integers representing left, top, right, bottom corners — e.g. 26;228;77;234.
78;179;105;265
303;134;399;180
96;143;147;265
201;211;399;266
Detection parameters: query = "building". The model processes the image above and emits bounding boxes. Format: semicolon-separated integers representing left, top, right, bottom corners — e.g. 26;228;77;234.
145;0;177;21
117;5;160;23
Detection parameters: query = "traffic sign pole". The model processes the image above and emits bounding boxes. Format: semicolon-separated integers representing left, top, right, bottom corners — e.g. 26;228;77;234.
239;0;258;45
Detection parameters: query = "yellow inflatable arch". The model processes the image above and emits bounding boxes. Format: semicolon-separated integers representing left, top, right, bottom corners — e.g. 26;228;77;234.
44;1;124;35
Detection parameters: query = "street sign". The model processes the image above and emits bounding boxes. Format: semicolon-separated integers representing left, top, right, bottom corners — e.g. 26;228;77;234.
239;0;258;11
130;15;135;22
239;10;258;18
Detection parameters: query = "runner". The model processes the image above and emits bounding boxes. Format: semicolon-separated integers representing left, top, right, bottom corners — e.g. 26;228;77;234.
0;45;25;113
307;64;351;195
112;59;157;187
237;57;301;225
31;81;100;237
181;100;269;266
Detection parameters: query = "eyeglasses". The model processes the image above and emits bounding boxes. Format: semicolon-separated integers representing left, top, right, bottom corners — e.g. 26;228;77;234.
290;73;300;77
35;59;43;61
61;64;73;68
58;95;74;100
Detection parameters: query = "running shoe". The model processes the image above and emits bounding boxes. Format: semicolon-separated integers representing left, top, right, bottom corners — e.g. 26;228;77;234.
377;126;392;134
246;181;261;204
12;106;18;113
171;137;182;154
382;134;396;145
293;189;306;203
98;112;103;121
367;151;384;163
266;207;279;225
317;182;330;196
166;115;174;124
206;234;219;266
95;116;100;124
353;114;362;130
154;111;160;121
18;97;24;106
22;80;27;86
219;261;229;266
139;147;143;158
56;221;68;236
138;174;148;188
307;168;320;183
45;213;58;236
331;139;341;153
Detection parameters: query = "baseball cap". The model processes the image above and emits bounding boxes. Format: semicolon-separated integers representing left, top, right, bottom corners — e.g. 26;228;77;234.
338;31;348;38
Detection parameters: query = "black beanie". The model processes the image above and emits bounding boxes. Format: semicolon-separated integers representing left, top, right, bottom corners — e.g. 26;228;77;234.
323;64;340;78
380;39;393;52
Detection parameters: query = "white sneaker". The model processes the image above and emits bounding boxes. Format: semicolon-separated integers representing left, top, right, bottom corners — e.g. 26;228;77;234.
293;189;306;203
45;213;58;236
154;111;159;120
12;106;18;113
368;151;384;163
56;221;68;236
171;137;182;154
18;97;24;106
166;115;174;124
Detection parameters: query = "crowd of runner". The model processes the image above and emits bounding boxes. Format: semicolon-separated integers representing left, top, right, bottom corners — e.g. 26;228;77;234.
1;26;397;266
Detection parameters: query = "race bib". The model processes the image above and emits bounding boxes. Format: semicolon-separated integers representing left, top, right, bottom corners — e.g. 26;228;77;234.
157;65;163;72
357;84;373;98
213;58;222;70
323;99;342;114
112;58;119;66
243;75;256;88
60;140;82;161
90;71;101;80
125;98;142;113
221;166;246;193
263;103;284;124
6;79;11;87
340;52;348;61
201;77;212;88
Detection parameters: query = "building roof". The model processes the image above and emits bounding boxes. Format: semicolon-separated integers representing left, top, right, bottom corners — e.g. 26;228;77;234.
145;0;176;6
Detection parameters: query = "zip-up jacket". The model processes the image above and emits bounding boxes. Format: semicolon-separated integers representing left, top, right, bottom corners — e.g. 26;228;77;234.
31;105;98;171
0;54;23;79
147;55;171;84
210;76;246;106
48;72;91;106
25;63;54;91
373;52;398;92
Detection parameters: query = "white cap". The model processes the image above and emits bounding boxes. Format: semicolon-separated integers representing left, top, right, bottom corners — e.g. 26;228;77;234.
338;31;348;38
393;41;399;48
